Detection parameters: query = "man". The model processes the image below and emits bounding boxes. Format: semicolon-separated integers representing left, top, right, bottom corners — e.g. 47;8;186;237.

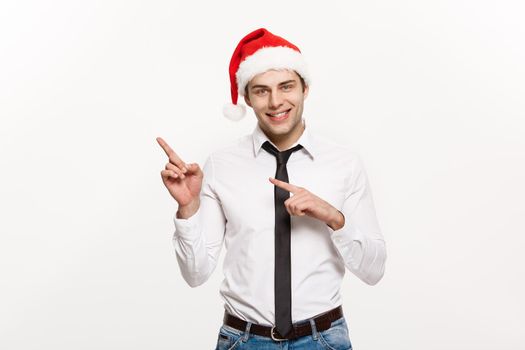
157;28;386;349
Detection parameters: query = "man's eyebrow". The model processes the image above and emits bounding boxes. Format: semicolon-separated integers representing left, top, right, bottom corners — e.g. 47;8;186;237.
250;84;269;90
278;80;297;86
250;80;297;90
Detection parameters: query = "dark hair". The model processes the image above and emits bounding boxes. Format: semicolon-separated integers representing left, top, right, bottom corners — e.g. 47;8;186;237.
244;70;307;97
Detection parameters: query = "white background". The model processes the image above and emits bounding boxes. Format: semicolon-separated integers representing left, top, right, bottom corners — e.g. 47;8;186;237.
1;0;524;349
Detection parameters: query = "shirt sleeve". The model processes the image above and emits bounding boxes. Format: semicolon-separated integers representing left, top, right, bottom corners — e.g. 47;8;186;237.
172;154;226;287
327;155;387;285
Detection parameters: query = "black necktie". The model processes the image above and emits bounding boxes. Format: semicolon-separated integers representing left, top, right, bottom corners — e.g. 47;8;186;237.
261;140;304;338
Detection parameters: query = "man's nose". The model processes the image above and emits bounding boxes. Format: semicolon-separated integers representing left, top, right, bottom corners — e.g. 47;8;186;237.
269;90;284;109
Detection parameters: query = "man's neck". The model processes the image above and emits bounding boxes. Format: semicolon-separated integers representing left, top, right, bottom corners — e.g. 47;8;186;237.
264;120;305;151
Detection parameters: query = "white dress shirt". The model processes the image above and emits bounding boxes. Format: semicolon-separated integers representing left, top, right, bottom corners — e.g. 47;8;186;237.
172;118;386;326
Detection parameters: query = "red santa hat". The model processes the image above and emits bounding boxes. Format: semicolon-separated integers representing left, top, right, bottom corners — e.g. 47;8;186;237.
223;28;311;121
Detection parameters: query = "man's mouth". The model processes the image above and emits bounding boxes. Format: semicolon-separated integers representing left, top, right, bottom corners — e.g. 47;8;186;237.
266;109;291;121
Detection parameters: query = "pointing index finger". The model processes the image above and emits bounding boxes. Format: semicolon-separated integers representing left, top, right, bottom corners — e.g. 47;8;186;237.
269;177;299;193
156;137;186;169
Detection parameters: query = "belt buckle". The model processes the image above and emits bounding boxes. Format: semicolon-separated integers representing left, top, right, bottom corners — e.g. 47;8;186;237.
270;326;287;342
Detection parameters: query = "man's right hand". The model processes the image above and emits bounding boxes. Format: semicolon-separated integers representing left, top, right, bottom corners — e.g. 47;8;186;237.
156;137;203;218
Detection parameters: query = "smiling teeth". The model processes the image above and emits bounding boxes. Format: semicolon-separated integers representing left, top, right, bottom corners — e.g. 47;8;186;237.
269;111;288;117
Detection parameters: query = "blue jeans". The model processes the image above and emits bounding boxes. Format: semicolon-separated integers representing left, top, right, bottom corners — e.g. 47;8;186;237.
214;316;352;349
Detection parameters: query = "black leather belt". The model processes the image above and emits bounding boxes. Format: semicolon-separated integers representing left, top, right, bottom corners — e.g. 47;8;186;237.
223;305;343;341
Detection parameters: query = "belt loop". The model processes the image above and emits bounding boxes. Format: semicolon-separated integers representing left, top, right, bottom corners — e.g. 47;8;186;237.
309;318;318;340
242;322;251;342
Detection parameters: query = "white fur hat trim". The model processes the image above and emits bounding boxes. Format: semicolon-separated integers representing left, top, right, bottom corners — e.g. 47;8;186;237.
236;46;310;96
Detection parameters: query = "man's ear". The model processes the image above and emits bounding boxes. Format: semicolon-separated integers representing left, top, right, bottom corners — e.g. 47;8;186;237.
303;84;310;99
244;94;252;108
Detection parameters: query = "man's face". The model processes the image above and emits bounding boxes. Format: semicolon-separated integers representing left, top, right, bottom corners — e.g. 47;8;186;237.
244;69;309;145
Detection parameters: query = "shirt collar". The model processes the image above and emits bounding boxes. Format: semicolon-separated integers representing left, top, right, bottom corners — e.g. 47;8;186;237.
252;118;316;159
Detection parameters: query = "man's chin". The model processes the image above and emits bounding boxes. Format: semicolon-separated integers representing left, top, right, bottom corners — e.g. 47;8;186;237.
261;123;290;134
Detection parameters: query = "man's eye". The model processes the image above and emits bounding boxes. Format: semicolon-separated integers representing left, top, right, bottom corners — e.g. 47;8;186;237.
255;89;267;95
282;85;293;91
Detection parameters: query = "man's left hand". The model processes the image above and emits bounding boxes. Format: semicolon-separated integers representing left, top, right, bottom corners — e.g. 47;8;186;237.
269;177;345;231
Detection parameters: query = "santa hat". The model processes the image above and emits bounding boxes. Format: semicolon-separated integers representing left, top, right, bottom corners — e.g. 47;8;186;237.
223;28;311;121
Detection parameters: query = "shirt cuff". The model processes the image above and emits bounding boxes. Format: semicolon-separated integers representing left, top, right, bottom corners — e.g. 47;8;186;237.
327;219;364;270
173;206;201;241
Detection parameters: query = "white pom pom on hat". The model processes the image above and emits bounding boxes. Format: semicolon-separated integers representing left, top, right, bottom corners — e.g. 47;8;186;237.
223;28;310;121
222;103;246;121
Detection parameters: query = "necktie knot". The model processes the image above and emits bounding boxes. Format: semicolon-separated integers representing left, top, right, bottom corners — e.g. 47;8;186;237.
261;141;303;165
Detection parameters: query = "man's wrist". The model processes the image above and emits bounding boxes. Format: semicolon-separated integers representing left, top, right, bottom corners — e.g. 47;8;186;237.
327;209;345;231
176;199;200;219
